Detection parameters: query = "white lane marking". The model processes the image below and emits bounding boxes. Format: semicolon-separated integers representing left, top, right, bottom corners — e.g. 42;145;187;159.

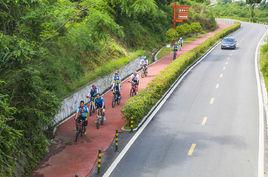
223;66;226;70
102;40;222;177
216;83;220;89
219;73;224;78
225;61;229;65
202;116;208;125
255;28;268;177
210;97;215;104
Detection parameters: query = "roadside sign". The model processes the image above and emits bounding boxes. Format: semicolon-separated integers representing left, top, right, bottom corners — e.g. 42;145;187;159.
172;3;190;28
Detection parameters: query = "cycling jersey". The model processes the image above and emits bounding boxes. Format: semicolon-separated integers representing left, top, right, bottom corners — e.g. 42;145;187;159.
95;97;105;108
113;74;121;82
140;57;149;66
76;105;89;120
112;74;121;90
89;87;99;98
131;74;139;84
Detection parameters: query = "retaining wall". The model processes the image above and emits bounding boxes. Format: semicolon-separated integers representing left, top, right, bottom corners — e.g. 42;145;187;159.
53;57;143;124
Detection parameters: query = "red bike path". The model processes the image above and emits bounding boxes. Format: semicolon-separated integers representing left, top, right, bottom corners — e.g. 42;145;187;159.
32;22;230;177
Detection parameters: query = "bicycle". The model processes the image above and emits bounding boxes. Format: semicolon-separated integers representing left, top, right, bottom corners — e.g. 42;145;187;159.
87;96;95;116
141;65;148;78
112;89;121;108
75;118;87;142
130;81;138;97
96;108;104;129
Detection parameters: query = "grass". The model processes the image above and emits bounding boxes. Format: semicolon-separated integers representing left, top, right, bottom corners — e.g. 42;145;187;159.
260;41;268;93
67;50;144;96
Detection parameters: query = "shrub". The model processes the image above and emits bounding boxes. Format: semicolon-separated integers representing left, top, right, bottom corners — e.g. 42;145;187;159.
191;22;203;33
166;28;178;43
261;42;268;93
122;22;241;128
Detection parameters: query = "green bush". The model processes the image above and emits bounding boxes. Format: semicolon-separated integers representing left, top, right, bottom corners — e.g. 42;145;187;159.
166;22;203;43
166;28;178;43
261;42;268;93
122;22;241;128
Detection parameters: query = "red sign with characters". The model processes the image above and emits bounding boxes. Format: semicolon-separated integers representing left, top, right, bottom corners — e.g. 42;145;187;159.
173;3;190;27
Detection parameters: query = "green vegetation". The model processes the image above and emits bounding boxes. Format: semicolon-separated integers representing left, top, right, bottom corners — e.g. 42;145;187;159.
0;0;219;176
122;22;241;128
0;0;170;176
260;41;268;93
166;22;204;42
212;1;268;23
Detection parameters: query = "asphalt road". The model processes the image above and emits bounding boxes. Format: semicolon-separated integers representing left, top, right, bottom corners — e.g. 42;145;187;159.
105;22;268;177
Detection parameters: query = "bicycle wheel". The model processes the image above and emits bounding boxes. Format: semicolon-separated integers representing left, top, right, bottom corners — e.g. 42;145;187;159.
75;129;80;142
112;97;115;108
82;125;86;135
89;104;93;117
100;116;104;125
117;97;120;105
130;89;134;97
96;118;100;129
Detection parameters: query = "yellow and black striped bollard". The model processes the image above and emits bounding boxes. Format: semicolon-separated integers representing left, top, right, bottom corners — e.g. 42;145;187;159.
115;130;119;151
97;150;102;175
130;118;134;132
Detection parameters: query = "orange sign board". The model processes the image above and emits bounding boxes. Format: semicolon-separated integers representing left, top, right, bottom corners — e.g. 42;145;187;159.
173;4;190;27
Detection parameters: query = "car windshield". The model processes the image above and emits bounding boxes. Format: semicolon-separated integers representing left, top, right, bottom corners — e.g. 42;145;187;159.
223;38;235;43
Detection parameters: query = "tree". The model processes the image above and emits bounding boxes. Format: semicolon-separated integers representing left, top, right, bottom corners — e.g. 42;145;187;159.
246;0;262;22
0;81;21;176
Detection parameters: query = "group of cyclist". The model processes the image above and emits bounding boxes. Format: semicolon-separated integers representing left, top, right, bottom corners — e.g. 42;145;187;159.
75;56;149;134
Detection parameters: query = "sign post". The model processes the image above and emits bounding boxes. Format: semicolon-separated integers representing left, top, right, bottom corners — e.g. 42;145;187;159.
172;3;190;28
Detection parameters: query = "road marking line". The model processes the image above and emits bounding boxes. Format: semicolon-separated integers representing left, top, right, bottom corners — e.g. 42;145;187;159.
255;28;268;177
216;83;220;89
223;66;226;70
219;73;223;78
225;61;228;65
210;97;215;104
188;144;197;156
102;40;222;177
202;116;208;125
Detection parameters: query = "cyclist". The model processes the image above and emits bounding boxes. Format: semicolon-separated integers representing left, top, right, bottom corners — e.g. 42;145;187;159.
140;56;149;73
131;71;140;93
179;37;184;49
173;43;178;60
87;84;99;110
75;100;89;134
111;71;121;98
111;82;121;99
95;93;105;118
